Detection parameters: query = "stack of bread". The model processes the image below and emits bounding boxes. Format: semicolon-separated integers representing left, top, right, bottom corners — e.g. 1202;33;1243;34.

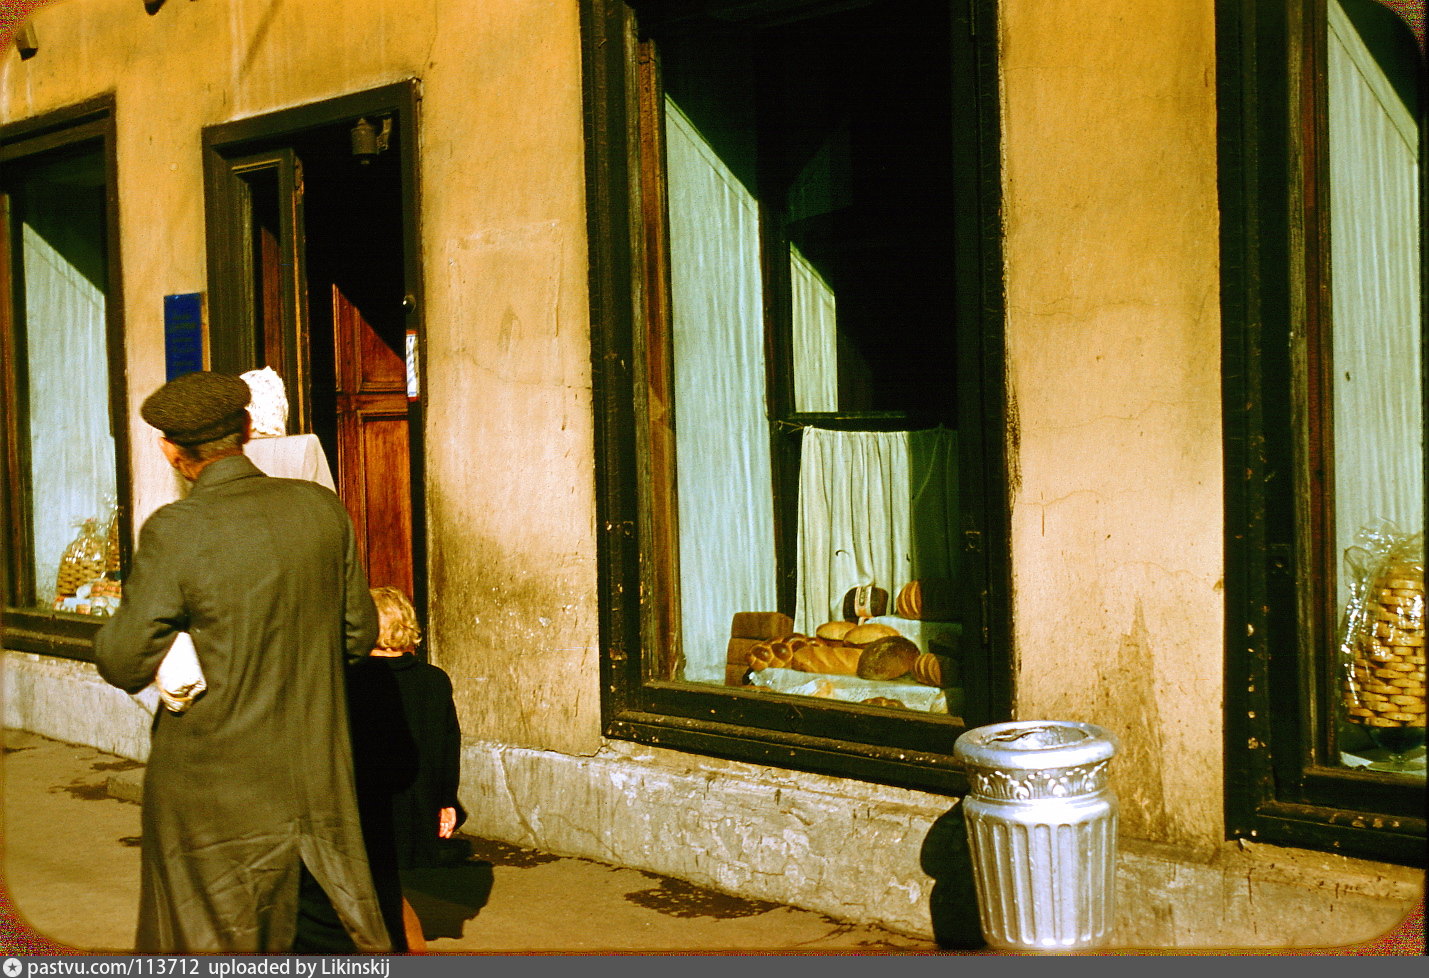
54;519;108;606
726;612;794;685
740;618;952;687
1343;561;1425;732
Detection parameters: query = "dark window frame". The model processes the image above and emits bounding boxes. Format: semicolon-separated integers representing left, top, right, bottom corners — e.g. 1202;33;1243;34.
1219;0;1427;866
580;0;1011;795
1;95;130;662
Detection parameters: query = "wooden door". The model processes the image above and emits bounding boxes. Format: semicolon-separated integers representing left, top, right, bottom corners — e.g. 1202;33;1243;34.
332;284;413;595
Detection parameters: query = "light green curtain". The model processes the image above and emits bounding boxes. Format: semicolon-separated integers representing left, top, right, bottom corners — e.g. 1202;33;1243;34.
791;245;839;413
665;97;779;682
22;219;115;606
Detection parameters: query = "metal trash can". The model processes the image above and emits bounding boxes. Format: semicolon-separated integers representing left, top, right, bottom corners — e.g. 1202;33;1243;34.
953;720;1118;951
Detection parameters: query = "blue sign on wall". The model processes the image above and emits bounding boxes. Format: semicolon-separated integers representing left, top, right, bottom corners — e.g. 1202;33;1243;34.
164;293;206;380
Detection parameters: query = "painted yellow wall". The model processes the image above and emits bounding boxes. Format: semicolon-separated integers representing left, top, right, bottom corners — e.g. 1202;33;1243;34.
2;0;603;755
999;0;1226;851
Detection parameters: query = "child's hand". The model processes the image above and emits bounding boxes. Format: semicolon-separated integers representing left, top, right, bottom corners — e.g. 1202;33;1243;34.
438;807;457;839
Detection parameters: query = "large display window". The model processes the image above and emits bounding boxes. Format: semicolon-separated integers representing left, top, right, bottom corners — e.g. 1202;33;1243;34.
582;0;1009;791
1221;0;1425;864
1;99;129;659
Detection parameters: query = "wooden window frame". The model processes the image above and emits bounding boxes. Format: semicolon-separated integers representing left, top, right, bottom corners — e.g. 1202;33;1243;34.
1;96;130;662
580;0;1012;795
1219;0;1427;866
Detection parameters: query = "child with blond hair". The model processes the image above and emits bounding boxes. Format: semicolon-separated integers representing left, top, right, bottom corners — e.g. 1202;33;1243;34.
347;586;465;950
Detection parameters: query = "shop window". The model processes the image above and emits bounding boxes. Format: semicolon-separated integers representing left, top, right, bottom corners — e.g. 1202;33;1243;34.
1221;0;1426;864
582;0;1009;791
1;99;129;660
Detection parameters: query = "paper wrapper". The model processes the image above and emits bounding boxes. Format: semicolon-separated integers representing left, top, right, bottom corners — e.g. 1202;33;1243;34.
132;632;207;716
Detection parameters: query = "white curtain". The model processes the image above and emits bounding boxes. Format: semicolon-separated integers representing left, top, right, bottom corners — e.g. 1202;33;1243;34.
665;97;779;683
791;245;839;412
794;427;958;634
1327;0;1424;581
23;222;116;606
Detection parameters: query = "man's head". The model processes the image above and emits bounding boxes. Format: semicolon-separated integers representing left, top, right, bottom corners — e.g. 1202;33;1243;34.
141;371;252;473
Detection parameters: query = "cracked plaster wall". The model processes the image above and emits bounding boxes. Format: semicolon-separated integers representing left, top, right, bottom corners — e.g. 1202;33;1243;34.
2;0;603;758
1000;0;1228;852
452;736;1423;947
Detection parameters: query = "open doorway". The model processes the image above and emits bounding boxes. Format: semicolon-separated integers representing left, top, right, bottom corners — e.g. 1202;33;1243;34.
202;82;426;627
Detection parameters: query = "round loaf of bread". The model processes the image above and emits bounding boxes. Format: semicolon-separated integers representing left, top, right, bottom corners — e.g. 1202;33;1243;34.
845;622;900;647
815;621;856;644
857;635;920;680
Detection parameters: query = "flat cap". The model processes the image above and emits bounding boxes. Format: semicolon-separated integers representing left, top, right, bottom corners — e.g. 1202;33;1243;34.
141;371;251;446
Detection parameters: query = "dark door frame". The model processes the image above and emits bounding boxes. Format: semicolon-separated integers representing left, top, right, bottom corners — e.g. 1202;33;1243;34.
200;79;430;640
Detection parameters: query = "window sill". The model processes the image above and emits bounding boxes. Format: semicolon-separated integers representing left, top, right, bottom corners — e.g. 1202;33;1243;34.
2;608;102;661
607;707;968;796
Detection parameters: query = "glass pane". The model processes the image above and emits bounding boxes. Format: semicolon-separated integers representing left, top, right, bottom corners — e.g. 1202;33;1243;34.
8;148;119;615
649;3;965;718
1327;0;1425;778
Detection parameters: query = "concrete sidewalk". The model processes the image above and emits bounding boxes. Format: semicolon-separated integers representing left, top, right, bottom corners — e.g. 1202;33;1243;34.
1;729;940;955
3;729;1423;957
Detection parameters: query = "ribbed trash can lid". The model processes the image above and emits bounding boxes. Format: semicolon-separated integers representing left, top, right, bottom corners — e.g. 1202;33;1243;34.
953;720;1117;772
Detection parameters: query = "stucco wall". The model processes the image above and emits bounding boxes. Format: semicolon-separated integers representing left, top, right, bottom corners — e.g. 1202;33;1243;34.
1000;0;1227;853
1;0;603;757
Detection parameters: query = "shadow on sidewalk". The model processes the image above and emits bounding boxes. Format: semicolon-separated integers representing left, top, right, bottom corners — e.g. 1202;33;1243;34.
401;861;495;941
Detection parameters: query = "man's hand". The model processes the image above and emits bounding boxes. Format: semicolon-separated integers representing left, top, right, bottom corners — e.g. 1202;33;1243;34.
438;807;457;839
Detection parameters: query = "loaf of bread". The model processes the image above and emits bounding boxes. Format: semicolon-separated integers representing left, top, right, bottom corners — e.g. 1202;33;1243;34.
911;652;956;687
815;620;856;644
746;634;819;671
860;696;907;710
895;579;957;621
789;642;861;676
747;639;792;671
842;585;889;621
857;635;920;680
730;611;793;640
845;622;900;647
727;637;762;665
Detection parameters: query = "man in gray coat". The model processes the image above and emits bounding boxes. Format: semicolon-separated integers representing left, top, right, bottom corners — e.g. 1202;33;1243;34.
95;371;391;954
